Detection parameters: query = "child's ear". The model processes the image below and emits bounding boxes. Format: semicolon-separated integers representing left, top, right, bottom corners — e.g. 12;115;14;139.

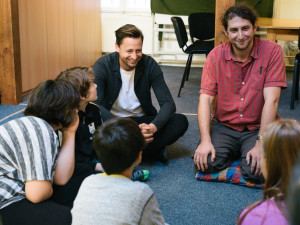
133;151;143;167
80;96;86;101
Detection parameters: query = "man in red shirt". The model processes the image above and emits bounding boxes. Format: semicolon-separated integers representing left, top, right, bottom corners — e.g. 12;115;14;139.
193;4;287;183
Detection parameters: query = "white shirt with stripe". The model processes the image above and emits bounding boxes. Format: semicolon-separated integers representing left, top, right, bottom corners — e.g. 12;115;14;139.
0;116;59;209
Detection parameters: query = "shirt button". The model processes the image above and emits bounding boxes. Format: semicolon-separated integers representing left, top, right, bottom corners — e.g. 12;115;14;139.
241;98;244;101
240;114;243;117
242;82;245;85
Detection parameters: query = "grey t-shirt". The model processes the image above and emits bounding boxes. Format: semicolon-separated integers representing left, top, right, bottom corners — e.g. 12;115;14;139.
71;174;165;225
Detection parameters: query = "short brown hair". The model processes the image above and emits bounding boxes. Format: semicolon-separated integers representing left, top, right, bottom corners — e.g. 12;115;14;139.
56;66;94;98
93;118;146;174
115;24;144;46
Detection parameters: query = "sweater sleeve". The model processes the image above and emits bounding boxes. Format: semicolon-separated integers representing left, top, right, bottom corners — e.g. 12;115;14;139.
140;194;166;225
93;58;108;107
149;59;176;131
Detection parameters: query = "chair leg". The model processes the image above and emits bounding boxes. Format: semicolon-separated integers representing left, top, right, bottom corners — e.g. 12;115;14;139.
290;58;299;110
296;62;300;100
178;54;193;97
186;54;193;81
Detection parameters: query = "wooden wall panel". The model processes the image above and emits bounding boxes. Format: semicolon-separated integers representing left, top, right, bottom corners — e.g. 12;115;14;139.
18;0;48;92
46;0;75;79
0;0;22;104
74;0;102;67
18;0;102;93
215;0;235;46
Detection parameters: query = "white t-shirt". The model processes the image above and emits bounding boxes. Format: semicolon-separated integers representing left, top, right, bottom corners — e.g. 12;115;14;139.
111;67;145;117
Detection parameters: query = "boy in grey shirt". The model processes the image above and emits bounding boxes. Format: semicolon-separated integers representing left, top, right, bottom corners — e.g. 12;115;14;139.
71;118;165;225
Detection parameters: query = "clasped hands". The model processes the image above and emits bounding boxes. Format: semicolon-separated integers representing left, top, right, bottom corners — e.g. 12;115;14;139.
139;123;157;143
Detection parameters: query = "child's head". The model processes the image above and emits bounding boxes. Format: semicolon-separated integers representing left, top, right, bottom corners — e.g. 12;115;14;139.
261;119;300;200
93;117;146;175
56;66;96;101
24;80;80;127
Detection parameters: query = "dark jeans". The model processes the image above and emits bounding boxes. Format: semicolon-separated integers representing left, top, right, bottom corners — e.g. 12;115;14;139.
51;163;94;208
0;198;71;225
130;113;188;159
201;121;264;184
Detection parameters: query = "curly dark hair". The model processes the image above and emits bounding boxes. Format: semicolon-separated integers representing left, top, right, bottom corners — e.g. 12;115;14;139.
222;3;258;31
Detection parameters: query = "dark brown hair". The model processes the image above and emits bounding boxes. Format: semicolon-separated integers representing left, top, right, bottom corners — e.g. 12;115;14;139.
24;80;80;127
115;24;144;46
56;66;94;98
222;3;258;31
93;117;146;174
237;119;300;224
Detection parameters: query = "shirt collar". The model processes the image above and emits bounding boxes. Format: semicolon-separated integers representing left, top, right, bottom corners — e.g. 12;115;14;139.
225;37;260;61
100;172;127;179
78;103;94;120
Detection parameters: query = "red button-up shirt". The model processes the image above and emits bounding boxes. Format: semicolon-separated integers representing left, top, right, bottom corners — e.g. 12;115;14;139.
200;37;287;131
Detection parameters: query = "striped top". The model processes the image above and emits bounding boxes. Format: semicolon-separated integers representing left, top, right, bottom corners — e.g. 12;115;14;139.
0;116;59;209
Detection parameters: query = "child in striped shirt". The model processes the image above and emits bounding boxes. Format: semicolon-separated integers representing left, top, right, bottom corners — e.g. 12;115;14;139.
0;79;80;225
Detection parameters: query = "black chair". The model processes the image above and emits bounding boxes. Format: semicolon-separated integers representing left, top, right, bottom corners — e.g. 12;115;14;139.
171;13;215;97
290;28;300;110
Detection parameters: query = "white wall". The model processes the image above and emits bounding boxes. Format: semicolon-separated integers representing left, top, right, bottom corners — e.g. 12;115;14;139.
101;13;153;54
273;0;300;18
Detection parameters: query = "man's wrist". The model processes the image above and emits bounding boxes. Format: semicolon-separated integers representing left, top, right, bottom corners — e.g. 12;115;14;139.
149;123;157;134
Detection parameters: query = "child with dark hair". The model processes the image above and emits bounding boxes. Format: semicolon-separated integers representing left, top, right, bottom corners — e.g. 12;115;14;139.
53;67;149;208
71;118;165;225
237;119;300;225
0;80;80;225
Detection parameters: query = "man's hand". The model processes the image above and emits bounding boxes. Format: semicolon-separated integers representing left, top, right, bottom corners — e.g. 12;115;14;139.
193;142;216;171
246;142;261;176
139;123;157;143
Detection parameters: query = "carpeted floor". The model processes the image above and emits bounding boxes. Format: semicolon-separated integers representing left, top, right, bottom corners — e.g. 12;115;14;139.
0;65;299;225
